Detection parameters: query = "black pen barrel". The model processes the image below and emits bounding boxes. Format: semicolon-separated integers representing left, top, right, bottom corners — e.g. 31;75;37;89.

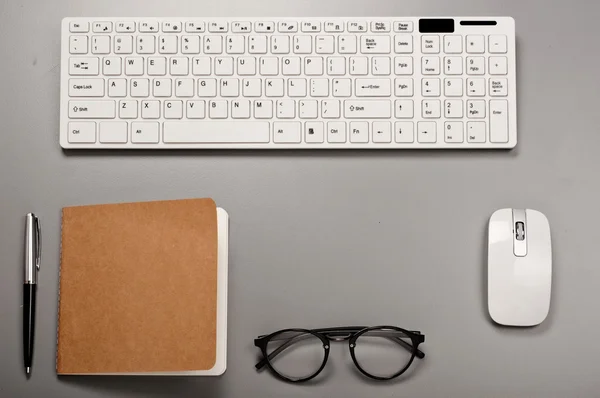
23;284;36;372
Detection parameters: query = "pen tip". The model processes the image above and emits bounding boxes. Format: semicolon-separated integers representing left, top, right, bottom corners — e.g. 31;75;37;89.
26;367;30;375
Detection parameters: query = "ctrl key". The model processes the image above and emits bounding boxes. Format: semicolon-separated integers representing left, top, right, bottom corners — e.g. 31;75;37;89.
68;122;96;143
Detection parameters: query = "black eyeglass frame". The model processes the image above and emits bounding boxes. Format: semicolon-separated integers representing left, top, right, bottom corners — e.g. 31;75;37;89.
254;325;425;382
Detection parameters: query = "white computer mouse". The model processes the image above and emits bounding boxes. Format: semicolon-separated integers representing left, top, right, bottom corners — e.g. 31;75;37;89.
488;209;552;326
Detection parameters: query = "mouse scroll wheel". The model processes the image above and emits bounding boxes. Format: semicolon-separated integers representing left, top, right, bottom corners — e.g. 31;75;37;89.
515;222;525;241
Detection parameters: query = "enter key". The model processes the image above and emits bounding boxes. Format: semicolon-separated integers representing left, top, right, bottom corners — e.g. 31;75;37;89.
355;79;391;97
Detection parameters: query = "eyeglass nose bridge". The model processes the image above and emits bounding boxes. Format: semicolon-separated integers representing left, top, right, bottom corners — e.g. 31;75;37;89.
325;332;353;341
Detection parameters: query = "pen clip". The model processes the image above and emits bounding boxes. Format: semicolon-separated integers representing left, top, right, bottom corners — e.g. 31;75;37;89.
34;216;41;271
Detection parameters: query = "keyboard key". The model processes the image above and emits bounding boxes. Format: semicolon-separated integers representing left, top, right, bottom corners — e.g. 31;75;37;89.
321;100;340;118
348;21;367;32
116;21;135;33
204;36;223;54
325;21;344;33
345;100;391;118
394;57;413;75
467;121;486;143
310;78;329;97
394;78;413;96
299;100;318;118
278;21;298;33
444;56;462;75
490;78;508;97
371;21;391;32
489;35;507;54
338;36;357;54
198;79;217;97
164;100;183;118
159;36;178;54
103;57;121;75
114;35;134;54
349;121;369;143
255;21;275;33
421;78;440;97
350;57;368;75
467;100;485;118
372;57;391;75
417;121;437;143
186;100;206;119
69;100;115;119
274;122;301;143
467;57;485;75
254;100;273;118
301;21;321;32
91;36;110;54
277;99;296;118
393;21;413;33
68;121;96;143
163;121;270;143
489;57;508;75
293;35;312;54
467;78;485;96
316;36;335;54
421;56;440;75
70;21;89;33
444;121;463;143
305;121;324;143
69;57;99;75
327;121;346;143
92;22;112;33
466;35;485;53
69;78;105;97
444;78;462;96
141;100;159;118
139;21;159;33
332;78;351;97
185;21;205;33
232;22;252;33
422;99;441;118
361;36;391;54
131;122;160;143
395;100;414;118
395;121;414;142
490;100;509;143
119;100;138;118
372;121;391;143
355;78;391;97
137;36;155;54
69;36;88;54
394;35;413;53
209;100;228;118
445;99;463;118
99;121;128;143
421;35;440;53
208;21;228;33
108;79;127;97
162;21;182;33
444;35;462;53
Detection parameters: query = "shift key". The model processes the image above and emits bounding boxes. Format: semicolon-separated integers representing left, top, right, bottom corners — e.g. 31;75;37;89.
344;100;391;118
69;101;116;119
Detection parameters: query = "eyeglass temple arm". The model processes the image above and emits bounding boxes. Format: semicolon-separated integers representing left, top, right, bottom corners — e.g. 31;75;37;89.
255;330;425;369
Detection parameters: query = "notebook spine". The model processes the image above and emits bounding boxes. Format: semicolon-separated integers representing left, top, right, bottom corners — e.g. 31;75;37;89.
55;208;65;374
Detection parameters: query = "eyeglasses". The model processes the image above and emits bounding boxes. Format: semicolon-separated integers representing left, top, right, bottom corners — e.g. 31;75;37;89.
254;326;425;382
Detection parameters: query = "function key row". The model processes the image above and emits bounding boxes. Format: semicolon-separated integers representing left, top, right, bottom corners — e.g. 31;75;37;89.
70;20;415;34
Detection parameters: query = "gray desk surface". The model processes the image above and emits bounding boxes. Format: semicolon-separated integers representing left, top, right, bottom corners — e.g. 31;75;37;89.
2;0;600;397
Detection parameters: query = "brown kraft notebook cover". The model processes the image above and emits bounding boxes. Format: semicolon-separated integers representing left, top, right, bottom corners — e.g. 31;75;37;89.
57;198;218;374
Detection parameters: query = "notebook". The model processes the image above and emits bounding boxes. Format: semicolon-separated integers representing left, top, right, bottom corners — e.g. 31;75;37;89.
56;198;228;375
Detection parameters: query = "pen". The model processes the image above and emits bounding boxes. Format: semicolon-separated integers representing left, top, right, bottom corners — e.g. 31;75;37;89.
24;213;41;376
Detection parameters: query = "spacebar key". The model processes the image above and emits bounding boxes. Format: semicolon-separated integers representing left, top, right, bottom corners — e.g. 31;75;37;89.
163;122;271;143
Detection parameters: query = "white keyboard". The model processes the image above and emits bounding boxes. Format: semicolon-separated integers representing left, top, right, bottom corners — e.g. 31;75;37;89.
60;17;516;149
